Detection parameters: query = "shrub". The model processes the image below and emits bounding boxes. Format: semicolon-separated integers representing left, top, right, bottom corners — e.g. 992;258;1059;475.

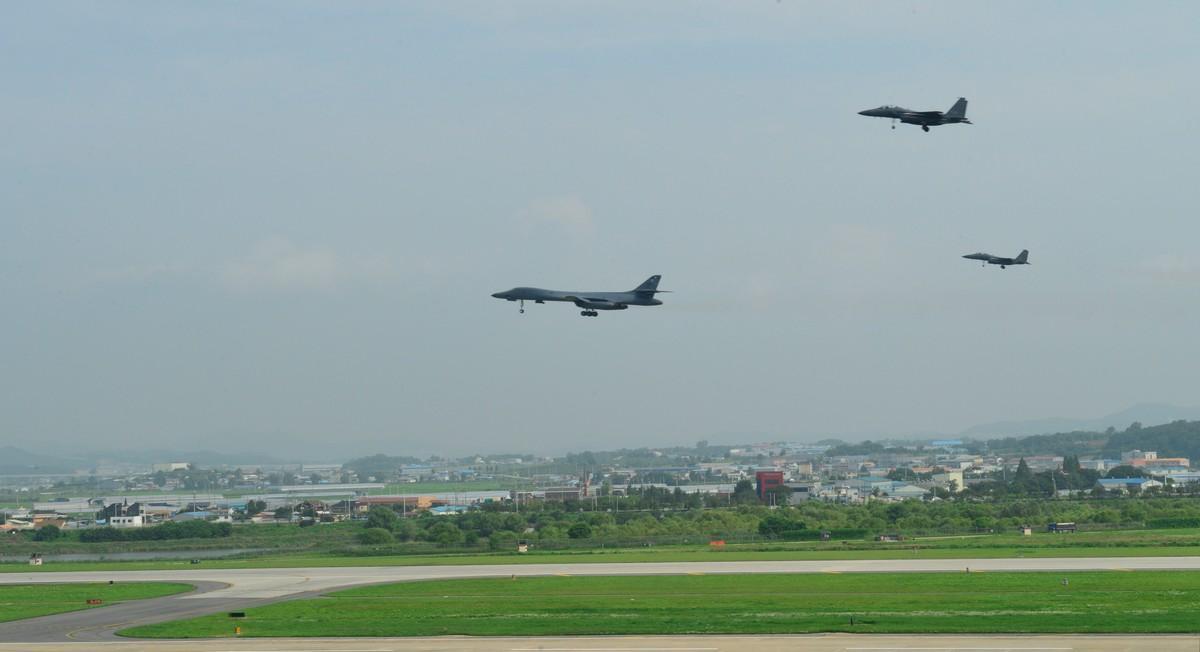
33;525;63;541
358;528;395;545
365;506;400;532
1147;517;1200;529
79;520;233;543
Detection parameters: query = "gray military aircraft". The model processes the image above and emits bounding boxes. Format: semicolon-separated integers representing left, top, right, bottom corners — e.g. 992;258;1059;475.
962;249;1030;269
858;97;971;132
492;275;667;317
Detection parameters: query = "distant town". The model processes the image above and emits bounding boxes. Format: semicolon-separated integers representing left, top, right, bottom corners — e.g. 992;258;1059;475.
3;419;1198;536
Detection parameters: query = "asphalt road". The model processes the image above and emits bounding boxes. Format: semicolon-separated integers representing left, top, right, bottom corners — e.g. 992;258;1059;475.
1;634;1197;652
3;557;1200;643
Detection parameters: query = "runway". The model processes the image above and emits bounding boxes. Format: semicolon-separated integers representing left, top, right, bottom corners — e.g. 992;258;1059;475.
6;556;1200;600
2;557;1199;643
0;634;1197;652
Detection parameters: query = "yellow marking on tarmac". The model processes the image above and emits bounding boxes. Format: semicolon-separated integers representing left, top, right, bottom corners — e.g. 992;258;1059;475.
687;571;704;576
823;570;841;574
555;573;571;577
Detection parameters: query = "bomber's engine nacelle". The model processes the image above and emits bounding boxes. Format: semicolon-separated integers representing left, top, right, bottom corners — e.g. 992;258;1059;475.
572;299;627;310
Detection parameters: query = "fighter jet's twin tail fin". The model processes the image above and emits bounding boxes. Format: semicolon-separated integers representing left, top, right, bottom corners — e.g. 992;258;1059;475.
1015;249;1030;264
945;97;970;123
632;275;667;293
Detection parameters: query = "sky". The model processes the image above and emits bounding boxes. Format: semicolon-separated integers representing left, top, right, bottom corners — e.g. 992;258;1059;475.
3;2;1199;458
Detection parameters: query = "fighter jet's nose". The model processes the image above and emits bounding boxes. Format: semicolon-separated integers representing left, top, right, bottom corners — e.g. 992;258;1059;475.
858;110;870;116
491;292;504;299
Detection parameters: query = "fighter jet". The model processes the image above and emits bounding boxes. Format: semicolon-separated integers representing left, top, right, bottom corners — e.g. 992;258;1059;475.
962;250;1030;269
858;97;971;132
491;275;668;317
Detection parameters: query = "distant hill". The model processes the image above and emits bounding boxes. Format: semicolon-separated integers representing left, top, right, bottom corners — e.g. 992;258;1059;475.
1106;420;1200;461
87;448;288;467
0;446;85;474
962;403;1200;438
978;419;1200;461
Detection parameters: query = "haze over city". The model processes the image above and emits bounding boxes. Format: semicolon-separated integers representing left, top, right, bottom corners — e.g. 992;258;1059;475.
3;2;1200;457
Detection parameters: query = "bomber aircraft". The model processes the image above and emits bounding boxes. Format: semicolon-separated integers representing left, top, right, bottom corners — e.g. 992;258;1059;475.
858;97;971;132
962;250;1030;269
492;275;667;317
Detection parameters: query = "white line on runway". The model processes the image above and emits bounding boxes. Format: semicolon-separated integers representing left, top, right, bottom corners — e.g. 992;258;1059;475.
511;643;715;648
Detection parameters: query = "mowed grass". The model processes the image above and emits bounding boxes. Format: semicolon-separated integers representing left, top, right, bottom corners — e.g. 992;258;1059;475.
122;571;1200;637
0;582;193;623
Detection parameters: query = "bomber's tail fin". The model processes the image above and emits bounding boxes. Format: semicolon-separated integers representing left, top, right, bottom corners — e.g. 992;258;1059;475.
1015;249;1029;264
945;97;968;120
632;275;663;293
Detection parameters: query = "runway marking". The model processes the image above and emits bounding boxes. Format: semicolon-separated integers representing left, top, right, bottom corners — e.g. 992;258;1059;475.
687;571;705;575
512;648;719;651
845;648;1072;651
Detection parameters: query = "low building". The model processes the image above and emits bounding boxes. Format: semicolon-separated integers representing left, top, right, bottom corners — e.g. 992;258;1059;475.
755;470;784;501
931;471;964;492
1096;478;1163;493
109;514;144;528
889;484;930;500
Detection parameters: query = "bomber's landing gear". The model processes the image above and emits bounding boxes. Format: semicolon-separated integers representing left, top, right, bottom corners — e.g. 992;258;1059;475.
579;310;598;317
519;300;525;314
921;125;930;132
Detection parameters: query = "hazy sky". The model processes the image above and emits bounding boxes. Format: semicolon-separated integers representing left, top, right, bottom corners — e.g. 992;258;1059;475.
3;2;1199;458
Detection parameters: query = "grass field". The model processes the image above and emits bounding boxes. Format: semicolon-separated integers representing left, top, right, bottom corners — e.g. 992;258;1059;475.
0;582;193;623
120;571;1200;637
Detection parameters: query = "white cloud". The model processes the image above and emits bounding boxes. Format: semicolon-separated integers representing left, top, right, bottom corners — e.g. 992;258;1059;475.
518;195;595;239
219;237;395;291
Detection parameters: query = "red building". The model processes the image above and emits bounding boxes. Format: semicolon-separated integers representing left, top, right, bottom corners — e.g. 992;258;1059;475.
755;470;785;501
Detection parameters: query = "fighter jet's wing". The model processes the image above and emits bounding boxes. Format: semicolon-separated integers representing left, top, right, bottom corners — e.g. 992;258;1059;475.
908;111;945;117
566;295;627;309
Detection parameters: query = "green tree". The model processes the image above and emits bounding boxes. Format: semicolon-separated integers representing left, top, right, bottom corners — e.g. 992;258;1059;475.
1014;458;1033;482
732;479;758;505
567;522;593;539
428;521;464;546
33;525;63;541
758;513;804;537
365;505;400;532
273;506;294;520
1106;465;1147;479
358;528;395;545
